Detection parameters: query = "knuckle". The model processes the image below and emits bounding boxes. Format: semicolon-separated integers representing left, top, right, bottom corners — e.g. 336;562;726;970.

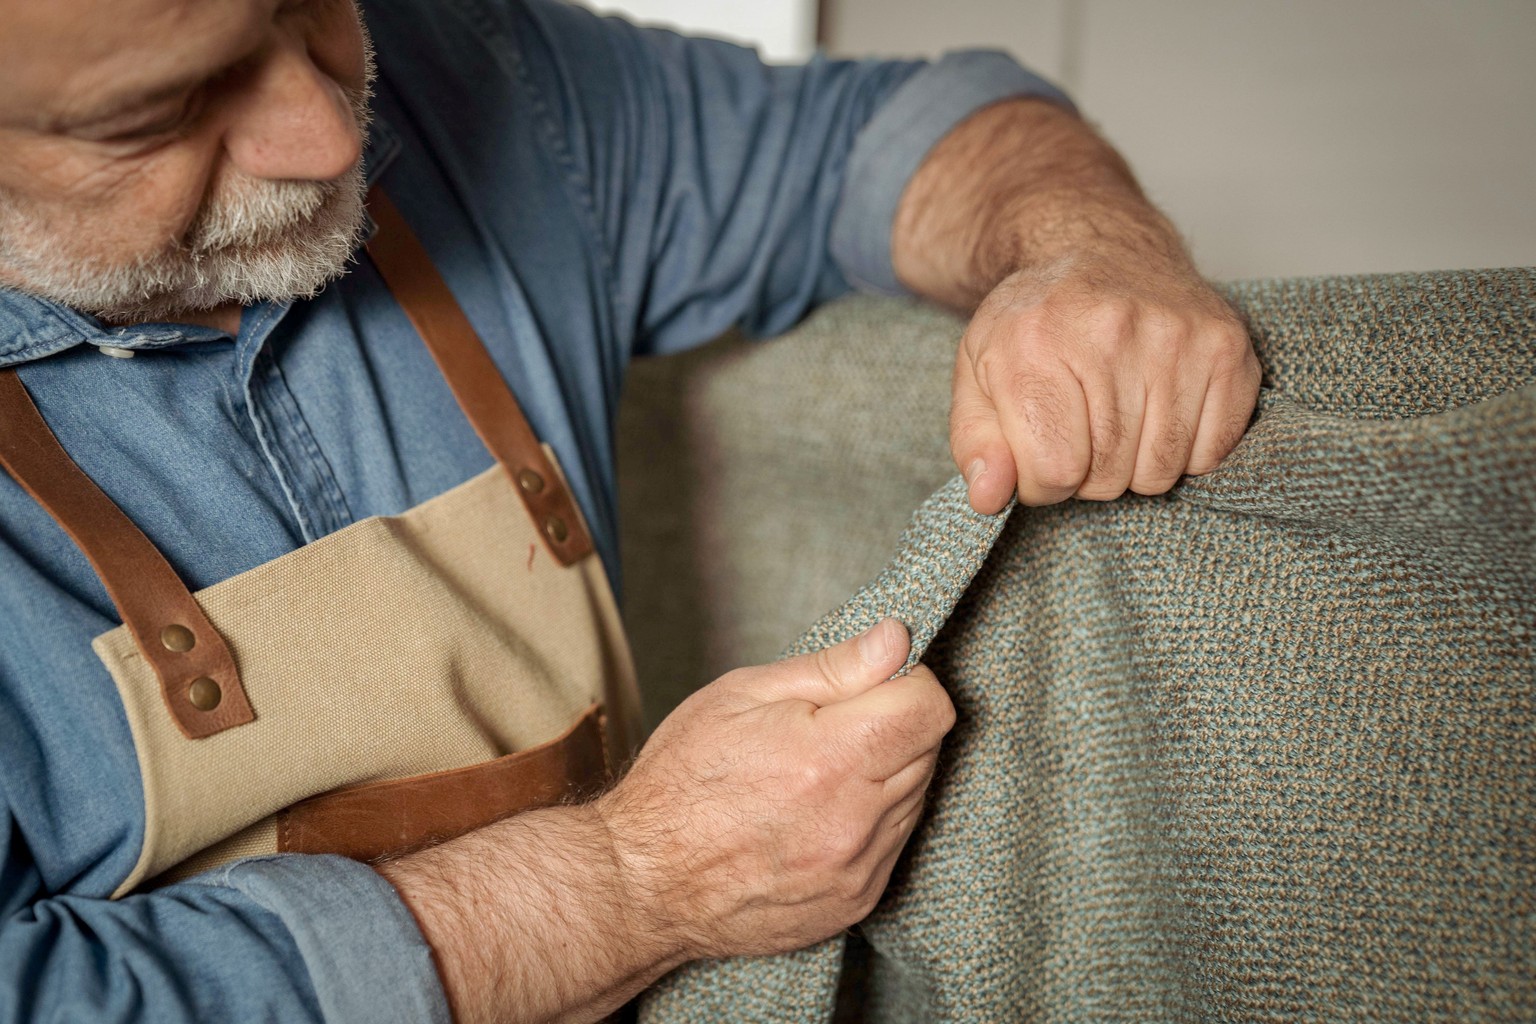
850;711;893;748
1078;299;1136;343
1076;478;1128;502
1089;408;1127;452
1130;474;1175;496
1211;339;1255;379
1152;420;1195;474
1242;350;1265;388
831;874;868;911
932;692;957;734
853;880;885;919
825;822;868;866
1131;463;1180;494
1006;368;1063;423
1031;448;1089;492
711;666;751;692
947;413;998;458
1088;436;1129;484
909;673;955;729
1209;420;1250;462
791;758;835;800
809;646;846;692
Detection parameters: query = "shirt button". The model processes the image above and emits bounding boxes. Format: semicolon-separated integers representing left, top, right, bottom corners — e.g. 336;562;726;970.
97;346;135;359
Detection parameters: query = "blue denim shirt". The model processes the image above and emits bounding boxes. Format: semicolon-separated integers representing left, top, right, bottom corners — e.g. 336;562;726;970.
0;1;1070;1019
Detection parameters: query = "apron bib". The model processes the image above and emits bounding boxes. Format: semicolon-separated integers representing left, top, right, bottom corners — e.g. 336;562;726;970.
0;192;641;898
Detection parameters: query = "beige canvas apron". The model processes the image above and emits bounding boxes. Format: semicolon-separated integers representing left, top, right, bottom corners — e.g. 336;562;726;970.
0;192;642;898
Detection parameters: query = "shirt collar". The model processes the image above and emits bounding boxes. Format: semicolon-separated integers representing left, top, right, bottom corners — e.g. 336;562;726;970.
0;113;402;370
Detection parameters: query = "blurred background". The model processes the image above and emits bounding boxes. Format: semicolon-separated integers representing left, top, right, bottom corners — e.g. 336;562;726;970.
574;0;1536;281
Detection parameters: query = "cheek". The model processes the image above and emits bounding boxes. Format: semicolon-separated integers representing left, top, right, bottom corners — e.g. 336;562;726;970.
2;136;221;260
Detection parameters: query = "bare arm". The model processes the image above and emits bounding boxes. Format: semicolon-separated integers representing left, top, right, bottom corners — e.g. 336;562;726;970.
377;804;678;1024
893;98;1261;512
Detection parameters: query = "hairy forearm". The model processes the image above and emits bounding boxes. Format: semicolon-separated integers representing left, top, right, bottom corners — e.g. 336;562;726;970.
376;802;684;1024
892;97;1191;311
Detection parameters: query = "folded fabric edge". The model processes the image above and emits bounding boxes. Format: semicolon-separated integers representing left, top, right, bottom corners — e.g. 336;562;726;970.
637;478;1015;1022
783;475;1016;668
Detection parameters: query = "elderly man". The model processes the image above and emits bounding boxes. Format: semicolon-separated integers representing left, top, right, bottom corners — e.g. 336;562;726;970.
0;0;1259;1021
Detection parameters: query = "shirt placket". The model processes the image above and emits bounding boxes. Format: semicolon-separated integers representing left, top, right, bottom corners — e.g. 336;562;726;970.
234;301;356;544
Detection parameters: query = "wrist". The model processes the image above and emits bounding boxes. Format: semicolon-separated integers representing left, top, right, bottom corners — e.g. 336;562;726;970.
590;785;703;967
984;185;1193;292
584;795;696;973
376;800;688;1024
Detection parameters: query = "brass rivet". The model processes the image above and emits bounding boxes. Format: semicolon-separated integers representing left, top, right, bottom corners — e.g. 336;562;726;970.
188;677;222;711
517;468;546;494
544;515;569;543
160;624;196;653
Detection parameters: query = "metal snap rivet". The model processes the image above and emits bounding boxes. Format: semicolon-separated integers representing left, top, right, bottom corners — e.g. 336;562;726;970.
160;624;196;653
544;515;569;543
517;468;546;494
188;677;222;711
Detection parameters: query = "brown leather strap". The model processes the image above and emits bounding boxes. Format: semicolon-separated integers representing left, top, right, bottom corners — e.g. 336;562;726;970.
0;370;253;739
276;703;609;860
365;190;595;567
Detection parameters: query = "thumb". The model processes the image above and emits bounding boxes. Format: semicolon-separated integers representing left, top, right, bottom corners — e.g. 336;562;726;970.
951;346;1017;515
756;618;911;707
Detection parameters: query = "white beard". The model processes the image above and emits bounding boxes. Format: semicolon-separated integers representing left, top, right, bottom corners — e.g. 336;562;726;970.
0;169;369;322
0;50;375;323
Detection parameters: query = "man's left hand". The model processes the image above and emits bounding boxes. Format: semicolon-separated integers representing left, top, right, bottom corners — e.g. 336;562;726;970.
890;97;1263;515
950;254;1261;513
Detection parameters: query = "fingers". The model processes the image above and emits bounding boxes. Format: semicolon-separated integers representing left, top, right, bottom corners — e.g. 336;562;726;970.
986;360;1091;507
1073;368;1144;501
813;666;954;779
839;756;939;918
950;342;1018;515
1129;369;1203;495
751;619;911;707
1188;337;1261;475
881;744;939;797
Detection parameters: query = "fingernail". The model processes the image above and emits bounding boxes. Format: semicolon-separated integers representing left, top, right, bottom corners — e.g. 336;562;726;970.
964;458;986;487
858;620;892;666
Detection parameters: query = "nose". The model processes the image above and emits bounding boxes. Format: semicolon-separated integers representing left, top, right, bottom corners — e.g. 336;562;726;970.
221;40;363;183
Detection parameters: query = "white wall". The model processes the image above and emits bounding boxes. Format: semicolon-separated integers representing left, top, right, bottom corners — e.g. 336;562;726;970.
571;0;817;63
825;0;1536;281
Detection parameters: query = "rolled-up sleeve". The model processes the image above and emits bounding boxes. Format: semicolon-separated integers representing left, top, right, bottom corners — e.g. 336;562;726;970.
198;855;450;1024
830;51;1077;296
504;0;1072;353
1;837;448;1024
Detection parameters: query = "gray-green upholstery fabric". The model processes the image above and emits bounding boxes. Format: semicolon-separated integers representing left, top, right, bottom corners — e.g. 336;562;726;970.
620;269;1536;1022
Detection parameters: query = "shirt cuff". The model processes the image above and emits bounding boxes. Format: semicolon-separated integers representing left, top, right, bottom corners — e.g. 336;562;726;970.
830;50;1077;297
202;854;451;1024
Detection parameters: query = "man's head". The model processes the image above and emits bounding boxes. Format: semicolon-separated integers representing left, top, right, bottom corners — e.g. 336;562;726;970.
0;0;373;323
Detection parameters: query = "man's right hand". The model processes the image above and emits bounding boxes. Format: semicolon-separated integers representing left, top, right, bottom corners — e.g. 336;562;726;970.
598;618;955;960
377;619;953;1024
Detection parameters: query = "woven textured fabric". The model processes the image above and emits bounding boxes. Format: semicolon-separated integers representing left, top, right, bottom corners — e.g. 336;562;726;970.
636;268;1536;1023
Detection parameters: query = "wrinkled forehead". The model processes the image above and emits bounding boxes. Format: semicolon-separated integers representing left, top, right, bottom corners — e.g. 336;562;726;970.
0;0;271;129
